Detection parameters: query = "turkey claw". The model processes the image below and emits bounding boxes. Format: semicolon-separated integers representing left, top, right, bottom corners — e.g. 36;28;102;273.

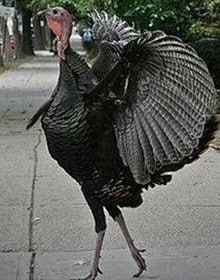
72;266;103;280
97;267;103;274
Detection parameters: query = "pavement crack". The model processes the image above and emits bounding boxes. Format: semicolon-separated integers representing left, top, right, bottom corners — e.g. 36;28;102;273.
29;129;42;280
24;71;37;87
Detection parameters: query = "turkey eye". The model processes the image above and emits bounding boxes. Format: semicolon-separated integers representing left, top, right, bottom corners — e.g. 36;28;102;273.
53;9;58;15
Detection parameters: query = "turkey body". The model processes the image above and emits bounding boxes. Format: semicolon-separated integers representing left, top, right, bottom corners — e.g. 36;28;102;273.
28;15;218;232
42;96;95;183
41;59;143;216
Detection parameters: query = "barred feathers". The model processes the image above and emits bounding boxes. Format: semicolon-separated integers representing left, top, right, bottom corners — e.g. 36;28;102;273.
112;31;218;184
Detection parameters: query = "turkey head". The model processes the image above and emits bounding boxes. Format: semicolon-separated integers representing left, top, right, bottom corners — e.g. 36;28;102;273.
45;7;73;60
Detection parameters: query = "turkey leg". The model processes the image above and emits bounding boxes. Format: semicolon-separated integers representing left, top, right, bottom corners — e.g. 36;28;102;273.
74;230;105;280
75;193;106;280
115;213;147;277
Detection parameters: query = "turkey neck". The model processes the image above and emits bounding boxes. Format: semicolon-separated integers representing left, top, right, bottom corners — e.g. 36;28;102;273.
64;44;93;90
50;57;84;115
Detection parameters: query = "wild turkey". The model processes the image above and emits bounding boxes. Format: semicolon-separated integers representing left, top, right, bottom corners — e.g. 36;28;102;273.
27;7;219;280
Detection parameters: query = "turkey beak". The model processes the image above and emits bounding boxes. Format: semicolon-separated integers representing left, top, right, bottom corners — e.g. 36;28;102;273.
37;9;50;17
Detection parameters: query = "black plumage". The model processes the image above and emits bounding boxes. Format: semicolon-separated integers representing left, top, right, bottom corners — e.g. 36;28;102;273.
27;8;219;279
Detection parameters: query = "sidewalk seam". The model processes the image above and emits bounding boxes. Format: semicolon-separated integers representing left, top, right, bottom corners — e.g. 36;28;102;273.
29;129;42;280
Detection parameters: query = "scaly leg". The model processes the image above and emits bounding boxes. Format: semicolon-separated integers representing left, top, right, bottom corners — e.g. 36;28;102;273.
73;192;107;280
115;213;147;277
73;230;105;280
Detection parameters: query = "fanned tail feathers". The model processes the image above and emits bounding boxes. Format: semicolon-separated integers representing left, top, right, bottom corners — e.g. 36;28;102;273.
91;10;138;43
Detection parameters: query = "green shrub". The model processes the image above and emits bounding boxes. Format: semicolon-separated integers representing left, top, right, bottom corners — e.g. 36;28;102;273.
191;38;220;89
188;21;220;39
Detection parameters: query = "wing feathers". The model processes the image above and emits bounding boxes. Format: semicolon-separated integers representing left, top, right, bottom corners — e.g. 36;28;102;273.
90;13;217;185
146;112;180;163
164;67;213;116
149;86;195;146
149;94;193;156
136;106;170;168
135;109;157;173
110;30;217;184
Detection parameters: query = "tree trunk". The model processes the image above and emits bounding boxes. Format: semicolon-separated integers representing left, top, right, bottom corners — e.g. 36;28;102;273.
22;9;34;55
33;16;45;50
0;19;3;65
14;15;23;59
0;56;3;67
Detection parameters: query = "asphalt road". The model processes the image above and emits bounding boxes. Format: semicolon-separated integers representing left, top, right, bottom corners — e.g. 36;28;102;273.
0;33;220;280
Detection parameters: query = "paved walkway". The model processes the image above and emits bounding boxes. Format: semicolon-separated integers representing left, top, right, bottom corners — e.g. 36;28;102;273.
0;36;220;280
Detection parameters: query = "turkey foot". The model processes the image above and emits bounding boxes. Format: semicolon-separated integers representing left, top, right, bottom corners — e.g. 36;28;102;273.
115;213;147;277
73;266;103;280
131;247;147;277
72;231;105;280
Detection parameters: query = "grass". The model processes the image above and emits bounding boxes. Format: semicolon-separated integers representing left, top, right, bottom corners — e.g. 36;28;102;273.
0;56;32;75
0;66;5;74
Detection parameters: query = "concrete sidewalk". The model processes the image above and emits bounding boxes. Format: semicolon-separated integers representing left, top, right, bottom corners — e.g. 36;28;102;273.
1;45;220;279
